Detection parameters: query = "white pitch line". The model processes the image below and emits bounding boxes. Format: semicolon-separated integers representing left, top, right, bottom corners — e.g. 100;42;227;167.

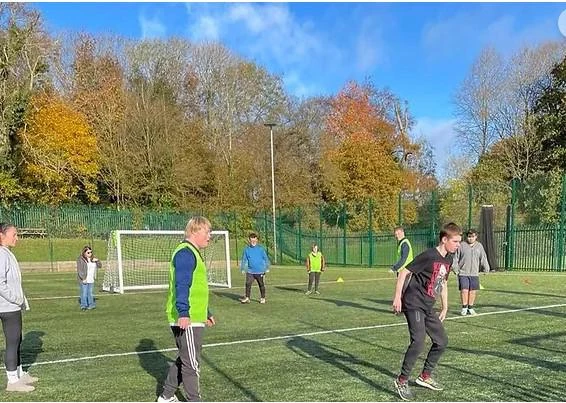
26;277;395;301
8;302;566;370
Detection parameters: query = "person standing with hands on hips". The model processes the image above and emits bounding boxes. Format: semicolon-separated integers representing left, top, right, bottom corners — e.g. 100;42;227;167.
159;216;216;402
0;223;38;393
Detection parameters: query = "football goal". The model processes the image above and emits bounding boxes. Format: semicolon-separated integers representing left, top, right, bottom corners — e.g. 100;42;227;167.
102;230;231;293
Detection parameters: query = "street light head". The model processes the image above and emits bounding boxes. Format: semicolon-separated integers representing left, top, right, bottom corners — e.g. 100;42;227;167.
264;123;277;128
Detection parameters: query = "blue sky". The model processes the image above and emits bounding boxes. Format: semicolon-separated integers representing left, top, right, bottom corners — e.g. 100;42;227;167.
32;2;566;178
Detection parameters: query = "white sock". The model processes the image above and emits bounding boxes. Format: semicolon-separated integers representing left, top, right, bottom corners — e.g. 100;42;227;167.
6;370;19;384
17;365;28;377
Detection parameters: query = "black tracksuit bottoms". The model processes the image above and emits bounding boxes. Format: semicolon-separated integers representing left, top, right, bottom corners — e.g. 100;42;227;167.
400;308;448;377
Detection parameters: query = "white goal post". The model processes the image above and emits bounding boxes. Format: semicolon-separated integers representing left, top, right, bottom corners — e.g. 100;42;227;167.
102;230;231;293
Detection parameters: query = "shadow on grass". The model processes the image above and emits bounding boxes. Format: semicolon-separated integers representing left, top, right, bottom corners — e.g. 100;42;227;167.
450;345;566;373
479;303;566;319
287;336;398;398
317;297;393;314
136;338;176;399
274;286;305;293
510;330;566;354
443;348;566;401
484;288;566;299
212;291;244;302
21;330;45;369
201;354;260;401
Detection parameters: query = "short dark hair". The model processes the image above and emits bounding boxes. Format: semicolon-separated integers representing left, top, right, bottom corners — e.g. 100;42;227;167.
249;232;258;239
467;228;478;236
439;222;462;242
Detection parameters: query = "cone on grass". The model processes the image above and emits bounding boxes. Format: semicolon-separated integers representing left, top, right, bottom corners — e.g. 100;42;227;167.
336;277;344;283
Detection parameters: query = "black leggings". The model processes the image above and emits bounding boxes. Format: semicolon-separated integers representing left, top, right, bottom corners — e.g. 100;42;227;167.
245;273;266;298
0;310;22;371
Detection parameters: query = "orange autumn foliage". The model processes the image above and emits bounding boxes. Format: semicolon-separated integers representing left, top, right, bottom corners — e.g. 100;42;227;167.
321;82;403;230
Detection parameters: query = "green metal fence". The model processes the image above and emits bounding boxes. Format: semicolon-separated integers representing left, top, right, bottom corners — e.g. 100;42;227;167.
1;175;565;271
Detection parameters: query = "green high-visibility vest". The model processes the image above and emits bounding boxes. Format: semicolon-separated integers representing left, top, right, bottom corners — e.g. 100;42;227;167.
308;252;323;272
166;242;209;324
396;238;413;271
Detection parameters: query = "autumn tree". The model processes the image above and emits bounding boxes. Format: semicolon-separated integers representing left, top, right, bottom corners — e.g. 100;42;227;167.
0;4;53;202
18;94;100;203
61;33;131;206
321;81;404;230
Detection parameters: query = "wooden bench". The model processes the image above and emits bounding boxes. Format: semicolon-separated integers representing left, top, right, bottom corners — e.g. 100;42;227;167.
19;228;47;237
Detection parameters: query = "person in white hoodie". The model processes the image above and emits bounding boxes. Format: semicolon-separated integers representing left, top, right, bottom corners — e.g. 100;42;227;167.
0;223;38;392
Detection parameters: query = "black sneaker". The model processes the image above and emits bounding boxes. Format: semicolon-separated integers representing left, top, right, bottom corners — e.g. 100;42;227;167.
394;378;414;401
415;375;443;391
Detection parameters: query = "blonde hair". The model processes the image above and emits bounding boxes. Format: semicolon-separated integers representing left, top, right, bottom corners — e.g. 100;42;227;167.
185;216;211;237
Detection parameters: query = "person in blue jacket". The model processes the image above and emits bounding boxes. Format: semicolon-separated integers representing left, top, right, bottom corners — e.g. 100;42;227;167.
239;233;270;304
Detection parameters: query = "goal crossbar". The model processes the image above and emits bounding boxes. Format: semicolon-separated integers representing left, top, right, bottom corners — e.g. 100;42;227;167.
103;230;231;294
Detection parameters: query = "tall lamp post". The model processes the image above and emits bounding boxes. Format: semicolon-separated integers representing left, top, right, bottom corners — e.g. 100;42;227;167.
264;123;278;263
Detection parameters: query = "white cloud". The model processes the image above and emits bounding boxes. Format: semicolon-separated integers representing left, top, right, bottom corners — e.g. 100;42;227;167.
422;9;561;62
355;17;387;72
190;15;221;41
183;3;343;97
283;70;321;98
412;117;458;180
139;13;166;39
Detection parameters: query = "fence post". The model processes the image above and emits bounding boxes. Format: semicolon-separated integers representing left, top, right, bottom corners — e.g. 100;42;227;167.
558;174;566;271
467;183;473;230
319;204;323;252
342;202;347;266
232;212;238;261
509;178;517;270
277;208;283;264
430;190;437;247
368;199;373;268
264;210;269;257
297;207;302;262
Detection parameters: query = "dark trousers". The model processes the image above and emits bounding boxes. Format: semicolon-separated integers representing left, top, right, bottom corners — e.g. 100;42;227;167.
400;309;448;377
0;310;22;371
307;272;321;291
245;273;266;298
162;326;204;401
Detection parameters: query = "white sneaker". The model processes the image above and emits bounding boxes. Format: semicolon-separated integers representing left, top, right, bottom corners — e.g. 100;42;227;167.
157;395;179;402
259;298;266;304
468;308;477;315
6;379;35;392
460;308;468;316
20;372;38;384
305;290;312;295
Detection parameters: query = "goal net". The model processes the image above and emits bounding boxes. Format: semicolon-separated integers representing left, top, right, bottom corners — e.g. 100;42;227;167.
102;230;231;293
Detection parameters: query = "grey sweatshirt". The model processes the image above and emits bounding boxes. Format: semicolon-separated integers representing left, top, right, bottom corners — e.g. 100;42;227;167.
0;246;26;313
453;241;490;276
